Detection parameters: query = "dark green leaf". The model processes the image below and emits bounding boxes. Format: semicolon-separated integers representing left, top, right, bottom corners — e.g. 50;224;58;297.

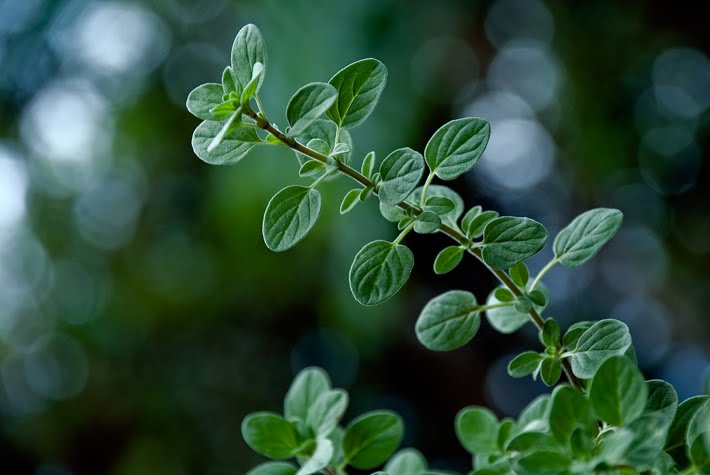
644;379;678;428
343;411;404;469
424;118;490;180
407;185;464;229
231;24;267;93
262;186;321;252
287;82;338;136
624;414;671;469
415;290;481;351
527;290;547;307
327;58;387;129
666;396;710;457
494;288;514;302
589;356;648;426
349;240;414;306
508;352;543;378
562;321;593;350
515;450;570;475
242;412;300;459
340;189;361;214
378;148;425;205
284;367;331;422
414;211;441;234
433;246;465;275
548;385;596;444
540;358;562;386
569;319;632;379
359;186;374;201
481;217;548;270
456;406;500;455
461;206;482;233
191;119;261;165
424;196;456;215
553;208;623;267
187;83;224;120
467;210;500;238
541;319;560;347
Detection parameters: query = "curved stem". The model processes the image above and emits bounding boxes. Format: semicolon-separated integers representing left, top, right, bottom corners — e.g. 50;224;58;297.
530;257;558;291
420;171;435;207
242;106;583;391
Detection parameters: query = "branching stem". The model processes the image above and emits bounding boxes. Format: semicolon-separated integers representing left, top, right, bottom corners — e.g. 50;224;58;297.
242;105;583;391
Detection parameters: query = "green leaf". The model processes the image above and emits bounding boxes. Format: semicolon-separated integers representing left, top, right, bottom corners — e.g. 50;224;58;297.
485;283;548;334
433;246;464;274
285;367;331;422
379;202;407;223
262;186;321;252
666;396;710;458
540;358;561;386
541;319;560;348
569;319;632;379
424;118;491;180
562;321;592;350
456;406;499;455
286;82;338;136
231;24;267;93
415;290;482;351
514;297;532;314
207;110;241;152
246;462;298;475
222;66;237;94
293;119;344;166
467;210;500;238
241;61;265;104
508;352;543;378
186;83;224;120
343;411;404;469
340;189;362;214
686;399;710;467
461;206;482;233
349;240;414;306
494;288;514;302
527;290;547;307
297;437;334;475
624;414;671;470
328;426;345;467
384;449;428;475
519;395;551;432
407;185;464;229
306;389;349;437
209;100;239;120
362;151;376;178
191;119;261;165
378;148;425;205
359;186;374;201
327;58;387;129
242;412;300;459
553;208;623;267
510;263;530;287
424;196;456;215
481;217;548;269
644;379;678;428
596;428;634;467
515;450;570;475
397;216;414;230
413;211;441;234
589;355;648;426
548;385;596;445
299;160;326;178
506;432;559;454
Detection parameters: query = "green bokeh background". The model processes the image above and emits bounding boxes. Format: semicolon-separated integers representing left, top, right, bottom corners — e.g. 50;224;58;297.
0;0;708;473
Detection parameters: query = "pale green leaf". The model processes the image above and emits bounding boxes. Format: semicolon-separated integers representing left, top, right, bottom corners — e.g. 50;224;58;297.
553;208;623;267
548;385;596;444
378;148;425;205
286;82;338;136
297;438;334;475
624;414;671;470
306;389;349;437
241;61;264;104
231;24;267;92
222;66;237;94
481;217;548;269
485;283;548;334
424;196;456;216
424;118;490;180
327;58;387;129
384;448;428;475
340;189;361;214
415;290;481;351
284;367;331;422
413;211;441;234
644;379;678;429
262;186;321;252
569;319;632;379
467;210;500;238
246;462;298;475
349;240;414;306
186;83;224;120
191;119;260;165
407;185;464;229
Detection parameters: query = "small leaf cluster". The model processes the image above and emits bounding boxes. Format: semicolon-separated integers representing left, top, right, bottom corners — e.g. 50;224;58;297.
188;25;710;475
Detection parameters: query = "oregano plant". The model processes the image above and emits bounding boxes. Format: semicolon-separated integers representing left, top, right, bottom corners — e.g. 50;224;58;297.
187;24;710;475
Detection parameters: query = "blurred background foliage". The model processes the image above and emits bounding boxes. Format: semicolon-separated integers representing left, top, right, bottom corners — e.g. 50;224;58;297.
0;0;709;473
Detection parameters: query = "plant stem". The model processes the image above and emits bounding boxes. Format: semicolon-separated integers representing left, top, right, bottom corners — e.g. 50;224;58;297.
477;302;515;312
530;257;558;291
420;171;435;207
394;222;415;245
242;106;583;391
